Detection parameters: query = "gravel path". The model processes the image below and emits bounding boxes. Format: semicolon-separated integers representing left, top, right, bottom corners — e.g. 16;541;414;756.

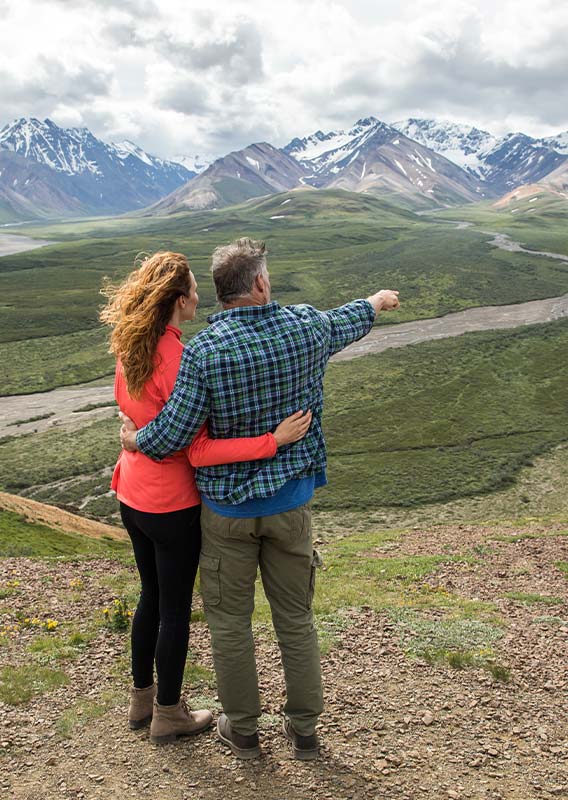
333;291;568;361
484;231;568;262
0;232;57;257
0;383;116;438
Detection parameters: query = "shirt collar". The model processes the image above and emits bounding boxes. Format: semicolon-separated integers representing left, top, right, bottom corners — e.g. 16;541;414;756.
207;301;281;324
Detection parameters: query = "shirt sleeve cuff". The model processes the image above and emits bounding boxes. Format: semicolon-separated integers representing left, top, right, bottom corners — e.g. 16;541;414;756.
360;298;376;321
135;427;152;456
266;432;278;456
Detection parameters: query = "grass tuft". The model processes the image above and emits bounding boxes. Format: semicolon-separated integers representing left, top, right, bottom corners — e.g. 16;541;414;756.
390;610;502;657
532;615;567;626
555;561;568;577
486;663;512;683
183;660;216;687
389;609;511;678
505;592;563;605
73;401;116;413
55;690;123;738
28;630;91;662
0;664;68;705
7;413;55;427
0;509;129;559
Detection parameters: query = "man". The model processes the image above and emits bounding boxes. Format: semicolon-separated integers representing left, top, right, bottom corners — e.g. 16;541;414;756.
121;237;400;760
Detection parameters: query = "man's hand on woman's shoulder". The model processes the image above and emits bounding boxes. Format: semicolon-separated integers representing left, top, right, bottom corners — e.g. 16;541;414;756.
366;289;400;315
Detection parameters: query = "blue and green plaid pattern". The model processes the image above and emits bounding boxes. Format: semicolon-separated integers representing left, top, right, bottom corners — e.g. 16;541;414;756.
136;299;375;504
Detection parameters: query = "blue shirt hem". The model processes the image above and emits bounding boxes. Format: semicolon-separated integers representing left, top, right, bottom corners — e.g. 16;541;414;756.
203;471;327;518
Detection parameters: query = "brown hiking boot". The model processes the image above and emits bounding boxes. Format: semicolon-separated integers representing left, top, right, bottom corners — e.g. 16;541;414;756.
217;713;261;760
128;684;156;730
149;699;213;744
283;718;320;760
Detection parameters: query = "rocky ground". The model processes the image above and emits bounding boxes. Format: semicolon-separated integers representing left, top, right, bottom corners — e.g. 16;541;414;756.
1;521;567;800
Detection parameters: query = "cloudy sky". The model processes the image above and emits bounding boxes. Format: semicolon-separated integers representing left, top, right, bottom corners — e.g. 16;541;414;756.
1;0;567;161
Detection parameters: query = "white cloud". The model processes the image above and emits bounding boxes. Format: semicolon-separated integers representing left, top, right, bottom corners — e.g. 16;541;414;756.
148;64;211;115
0;57;112;123
0;0;566;159
50;0;159;17
151;18;265;85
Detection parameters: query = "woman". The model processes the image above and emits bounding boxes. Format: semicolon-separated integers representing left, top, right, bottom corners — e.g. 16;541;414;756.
100;252;311;745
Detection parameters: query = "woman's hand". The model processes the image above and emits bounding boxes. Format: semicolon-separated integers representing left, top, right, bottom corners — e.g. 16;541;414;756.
273;410;313;447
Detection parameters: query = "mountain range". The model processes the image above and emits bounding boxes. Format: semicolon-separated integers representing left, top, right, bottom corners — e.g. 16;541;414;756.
0;118;195;221
149;116;568;215
1;116;567;221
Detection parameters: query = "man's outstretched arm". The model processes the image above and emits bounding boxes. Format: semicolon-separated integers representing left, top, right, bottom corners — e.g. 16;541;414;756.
325;290;400;356
121;347;209;458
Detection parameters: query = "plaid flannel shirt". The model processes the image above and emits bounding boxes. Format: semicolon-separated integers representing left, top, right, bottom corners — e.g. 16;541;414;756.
136;299;375;504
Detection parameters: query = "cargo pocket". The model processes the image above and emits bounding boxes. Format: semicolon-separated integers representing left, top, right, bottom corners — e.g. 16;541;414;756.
199;553;221;607
307;549;323;609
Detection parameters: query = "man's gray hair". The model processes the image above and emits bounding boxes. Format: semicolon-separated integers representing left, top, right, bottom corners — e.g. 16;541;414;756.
210;237;267;303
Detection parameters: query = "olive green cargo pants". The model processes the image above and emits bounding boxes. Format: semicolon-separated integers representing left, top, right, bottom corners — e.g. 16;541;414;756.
199;502;323;737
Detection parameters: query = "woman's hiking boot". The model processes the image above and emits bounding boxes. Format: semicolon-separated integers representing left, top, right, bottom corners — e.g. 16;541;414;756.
128;684;156;730
216;713;261;759
149;699;213;744
283;718;320;760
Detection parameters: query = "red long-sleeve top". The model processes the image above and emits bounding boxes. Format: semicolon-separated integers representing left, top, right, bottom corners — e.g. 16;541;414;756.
111;324;277;513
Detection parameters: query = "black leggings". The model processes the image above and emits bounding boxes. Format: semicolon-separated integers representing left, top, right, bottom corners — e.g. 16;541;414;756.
120;502;201;706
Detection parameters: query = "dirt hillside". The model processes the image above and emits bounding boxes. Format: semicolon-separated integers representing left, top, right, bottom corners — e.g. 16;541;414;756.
0;492;127;541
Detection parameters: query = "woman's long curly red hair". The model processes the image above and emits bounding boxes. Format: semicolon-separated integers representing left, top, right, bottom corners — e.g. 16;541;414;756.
100;252;191;399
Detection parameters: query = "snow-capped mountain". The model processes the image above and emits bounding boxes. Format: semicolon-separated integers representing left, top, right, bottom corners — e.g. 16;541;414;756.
391;118;498;178
0;118;192;183
172;154;211;174
480;133;566;191
391;119;568;191
110;139;190;177
283;117;484;207
0;118;195;219
149;142;308;214
537;132;568;155
0;117;103;176
284;117;393;186
284;118;379;167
